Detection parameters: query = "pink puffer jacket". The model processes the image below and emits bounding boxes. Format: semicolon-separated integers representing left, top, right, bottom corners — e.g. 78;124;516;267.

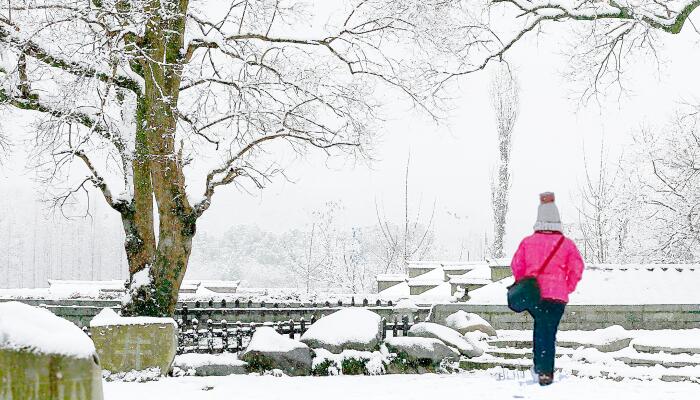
510;232;584;303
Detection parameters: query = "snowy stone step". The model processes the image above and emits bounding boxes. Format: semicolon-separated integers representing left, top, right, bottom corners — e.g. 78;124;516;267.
488;338;631;353
461;357;700;384
485;347;575;360
558;338;632;353
486;349;532;360
459;357;533;371
487;339;532;349
614;356;700;369
632;343;700;356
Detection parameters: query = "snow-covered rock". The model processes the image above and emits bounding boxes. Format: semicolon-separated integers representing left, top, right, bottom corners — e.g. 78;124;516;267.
384;336;459;363
89;308;178;375
173;353;247;376
408;322;484;358
444;310;497;337
0;302;103;400
241;327;312;376
300;308;382;353
0;301;96;358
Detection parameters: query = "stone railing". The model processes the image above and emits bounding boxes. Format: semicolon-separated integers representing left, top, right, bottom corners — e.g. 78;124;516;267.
4;297;698;331
0;297;432;328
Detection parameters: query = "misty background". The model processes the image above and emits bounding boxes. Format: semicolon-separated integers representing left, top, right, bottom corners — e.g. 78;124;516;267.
1;16;699;290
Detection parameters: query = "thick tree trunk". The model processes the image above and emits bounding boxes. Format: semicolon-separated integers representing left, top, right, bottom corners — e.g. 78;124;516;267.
122;0;195;317
121;116;157;277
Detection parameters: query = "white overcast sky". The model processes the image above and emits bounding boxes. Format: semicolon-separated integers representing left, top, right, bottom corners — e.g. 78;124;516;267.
2;8;700;262
192;21;700;258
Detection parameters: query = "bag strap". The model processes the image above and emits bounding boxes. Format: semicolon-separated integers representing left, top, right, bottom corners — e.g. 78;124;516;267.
534;235;565;277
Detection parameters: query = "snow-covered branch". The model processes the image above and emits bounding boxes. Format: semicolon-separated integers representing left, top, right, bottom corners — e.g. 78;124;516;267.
194;131;359;217
0;23;142;95
495;0;700;34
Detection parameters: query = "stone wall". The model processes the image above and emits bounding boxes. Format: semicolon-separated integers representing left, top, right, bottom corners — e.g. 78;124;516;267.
377;281;402;292
429;303;700;330
489;265;512;282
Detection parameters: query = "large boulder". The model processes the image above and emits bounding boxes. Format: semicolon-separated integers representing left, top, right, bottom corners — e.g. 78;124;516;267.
408;322;484;358
384;336;459;363
444;310;497;337
241;327;312;376
0;301;103;400
173;353;247;376
89;308;177;375
300;308;382;353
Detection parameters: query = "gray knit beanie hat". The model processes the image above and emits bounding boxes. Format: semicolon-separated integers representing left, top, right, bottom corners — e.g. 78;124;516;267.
533;192;563;232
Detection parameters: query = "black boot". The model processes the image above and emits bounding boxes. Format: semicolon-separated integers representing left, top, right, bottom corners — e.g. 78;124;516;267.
538;373;554;386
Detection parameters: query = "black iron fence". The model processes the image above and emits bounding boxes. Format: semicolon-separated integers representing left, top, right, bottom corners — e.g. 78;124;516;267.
175;312;417;355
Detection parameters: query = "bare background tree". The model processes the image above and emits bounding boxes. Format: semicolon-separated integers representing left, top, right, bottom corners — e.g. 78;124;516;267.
375;153;436;272
284;204;335;294
573;142;632;263
489;63;519;258
626;109;700;262
569;108;700;264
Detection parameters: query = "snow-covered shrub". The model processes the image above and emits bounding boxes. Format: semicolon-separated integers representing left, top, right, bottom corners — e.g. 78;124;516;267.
311;348;387;376
386;350;436;374
383;337;460;374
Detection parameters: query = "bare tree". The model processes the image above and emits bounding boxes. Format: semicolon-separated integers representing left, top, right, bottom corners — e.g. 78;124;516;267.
574;142;632;263
0;0;474;315
626;109;700;262
375;153;436;272
489;63;519;258
325;226;373;294
285;202;376;294
284;223;329;295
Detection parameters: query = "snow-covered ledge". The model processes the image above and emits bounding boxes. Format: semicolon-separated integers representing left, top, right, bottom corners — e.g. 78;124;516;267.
0;301;103;400
89;308;178;375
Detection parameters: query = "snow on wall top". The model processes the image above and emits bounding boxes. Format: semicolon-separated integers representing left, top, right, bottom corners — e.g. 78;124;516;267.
442;262;489;271
89;307;177;328
447;275;492;285
407;267;445;286
376;274;408;282
0;301;96;358
468;267;700;305
487;258;512;267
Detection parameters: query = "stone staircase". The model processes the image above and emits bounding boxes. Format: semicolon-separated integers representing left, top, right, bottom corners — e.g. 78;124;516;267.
460;336;700;384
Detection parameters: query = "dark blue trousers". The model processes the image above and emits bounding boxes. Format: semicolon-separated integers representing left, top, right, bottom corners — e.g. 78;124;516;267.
527;300;566;374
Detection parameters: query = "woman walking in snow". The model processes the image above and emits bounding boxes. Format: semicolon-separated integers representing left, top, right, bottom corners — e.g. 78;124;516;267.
508;192;584;386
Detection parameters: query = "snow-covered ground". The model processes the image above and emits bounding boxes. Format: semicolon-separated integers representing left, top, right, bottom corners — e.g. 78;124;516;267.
103;371;699;400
